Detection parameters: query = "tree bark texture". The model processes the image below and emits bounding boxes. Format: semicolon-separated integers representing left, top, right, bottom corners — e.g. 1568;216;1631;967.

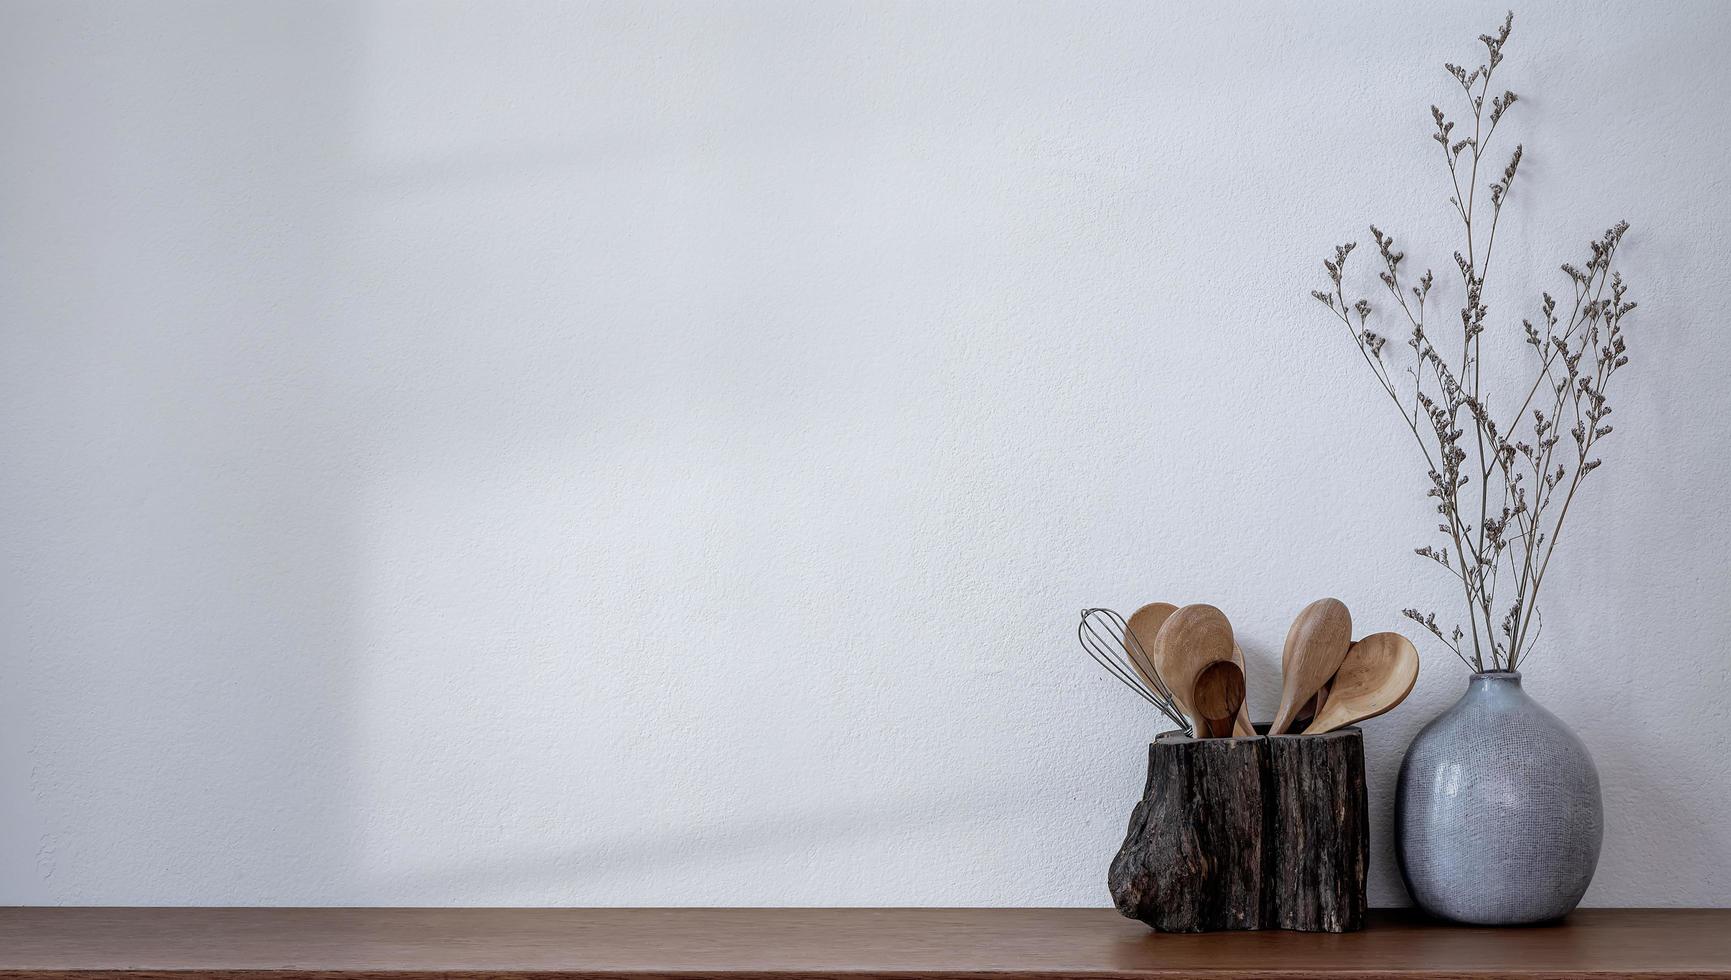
1109;727;1367;933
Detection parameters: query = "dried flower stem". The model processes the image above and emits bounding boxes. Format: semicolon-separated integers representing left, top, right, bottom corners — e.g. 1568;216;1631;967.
1312;12;1635;673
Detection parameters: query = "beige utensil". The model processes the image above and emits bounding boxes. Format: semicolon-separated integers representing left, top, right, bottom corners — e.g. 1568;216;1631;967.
1191;660;1248;738
1129;601;1251;735
1294;679;1333;729
1269;597;1353;735
1229;643;1255;736
1151;603;1237;737
1302;631;1420;735
1125;602;1181;707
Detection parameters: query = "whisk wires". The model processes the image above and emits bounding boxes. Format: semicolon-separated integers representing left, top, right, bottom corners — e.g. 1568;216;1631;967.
1077;608;1192;734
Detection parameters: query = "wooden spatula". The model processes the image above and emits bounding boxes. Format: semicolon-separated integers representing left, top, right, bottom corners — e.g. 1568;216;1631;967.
1302;631;1420;735
1151;603;1237;737
1269;597;1352;735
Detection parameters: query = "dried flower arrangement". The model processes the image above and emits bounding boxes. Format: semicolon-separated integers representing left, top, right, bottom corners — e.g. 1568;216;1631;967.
1312;12;1635;674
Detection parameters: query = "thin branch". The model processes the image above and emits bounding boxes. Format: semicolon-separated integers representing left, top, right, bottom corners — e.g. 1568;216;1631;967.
1311;12;1635;677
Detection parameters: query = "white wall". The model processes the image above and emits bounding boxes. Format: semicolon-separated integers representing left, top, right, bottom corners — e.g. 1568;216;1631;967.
2;0;1728;907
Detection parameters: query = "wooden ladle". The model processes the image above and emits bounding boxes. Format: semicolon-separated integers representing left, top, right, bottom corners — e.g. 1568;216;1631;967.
1269;597;1353;735
1191;660;1248;738
1151;603;1237;738
1303;631;1420;735
1129;601;1252;736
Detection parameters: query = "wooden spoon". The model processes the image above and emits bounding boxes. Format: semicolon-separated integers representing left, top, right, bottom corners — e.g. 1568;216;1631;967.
1191;660;1247;738
1151;603;1237;737
1294;679;1332;729
1229;643;1254;736
1269;597;1352;735
1132;602;1252;736
1124;602;1179;704
1302;631;1420;735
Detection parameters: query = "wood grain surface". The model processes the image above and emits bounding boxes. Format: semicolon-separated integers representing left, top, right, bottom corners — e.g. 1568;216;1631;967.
1264;730;1368;932
0;907;1728;979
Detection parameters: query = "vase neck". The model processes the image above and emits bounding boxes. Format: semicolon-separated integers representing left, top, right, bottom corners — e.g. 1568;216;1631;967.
1468;670;1522;693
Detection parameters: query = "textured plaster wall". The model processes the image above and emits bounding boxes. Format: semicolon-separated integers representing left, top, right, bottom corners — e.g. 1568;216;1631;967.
2;0;1728;906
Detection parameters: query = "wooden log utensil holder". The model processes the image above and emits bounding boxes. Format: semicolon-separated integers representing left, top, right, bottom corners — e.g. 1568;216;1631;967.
1109;726;1368;933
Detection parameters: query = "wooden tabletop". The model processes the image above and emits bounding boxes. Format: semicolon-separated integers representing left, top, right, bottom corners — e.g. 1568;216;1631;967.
0;908;1727;980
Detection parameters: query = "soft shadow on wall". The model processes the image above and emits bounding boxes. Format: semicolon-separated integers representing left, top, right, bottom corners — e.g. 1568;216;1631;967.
0;0;366;903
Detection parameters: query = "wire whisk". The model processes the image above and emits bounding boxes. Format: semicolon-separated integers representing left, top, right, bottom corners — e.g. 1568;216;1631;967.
1077;608;1192;735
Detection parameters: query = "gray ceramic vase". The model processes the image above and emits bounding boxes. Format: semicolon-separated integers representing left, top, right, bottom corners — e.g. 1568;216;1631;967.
1395;670;1602;925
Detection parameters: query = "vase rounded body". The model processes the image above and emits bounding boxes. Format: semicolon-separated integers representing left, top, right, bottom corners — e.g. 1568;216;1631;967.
1394;671;1602;925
